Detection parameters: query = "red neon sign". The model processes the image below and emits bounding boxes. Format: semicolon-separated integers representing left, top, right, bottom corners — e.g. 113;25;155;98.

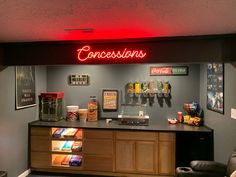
77;45;147;62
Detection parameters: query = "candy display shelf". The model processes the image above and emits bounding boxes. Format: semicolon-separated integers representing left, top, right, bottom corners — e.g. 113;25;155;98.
51;128;83;168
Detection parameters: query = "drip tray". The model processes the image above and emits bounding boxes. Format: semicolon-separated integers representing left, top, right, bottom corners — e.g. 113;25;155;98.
118;115;149;126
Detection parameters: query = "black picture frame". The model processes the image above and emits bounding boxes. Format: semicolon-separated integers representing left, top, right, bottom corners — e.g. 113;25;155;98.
102;89;118;112
207;63;224;114
15;66;36;110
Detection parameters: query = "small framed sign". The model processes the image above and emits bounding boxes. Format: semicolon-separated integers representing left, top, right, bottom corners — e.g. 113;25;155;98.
150;66;188;76
102;89;119;112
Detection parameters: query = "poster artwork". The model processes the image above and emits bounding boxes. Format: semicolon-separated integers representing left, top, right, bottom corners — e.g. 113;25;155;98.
16;66;36;109
207;63;224;114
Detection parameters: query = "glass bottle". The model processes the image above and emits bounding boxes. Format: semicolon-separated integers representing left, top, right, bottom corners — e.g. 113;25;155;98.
134;81;141;94
163;81;170;94
128;81;134;94
87;96;98;122
157;81;163;97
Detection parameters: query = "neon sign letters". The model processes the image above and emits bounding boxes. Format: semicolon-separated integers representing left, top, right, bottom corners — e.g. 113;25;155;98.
77;45;147;62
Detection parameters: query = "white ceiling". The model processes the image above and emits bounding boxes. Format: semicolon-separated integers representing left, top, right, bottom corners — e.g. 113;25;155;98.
1;0;236;42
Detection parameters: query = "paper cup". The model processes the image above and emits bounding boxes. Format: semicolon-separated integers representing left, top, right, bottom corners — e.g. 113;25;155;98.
66;105;79;121
79;109;88;122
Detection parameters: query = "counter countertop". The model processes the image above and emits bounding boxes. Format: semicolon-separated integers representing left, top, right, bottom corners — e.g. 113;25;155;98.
29;119;212;132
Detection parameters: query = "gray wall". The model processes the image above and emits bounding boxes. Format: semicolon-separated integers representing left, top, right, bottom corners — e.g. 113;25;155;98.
47;64;200;123
200;63;236;164
0;63;234;177
0;66;46;177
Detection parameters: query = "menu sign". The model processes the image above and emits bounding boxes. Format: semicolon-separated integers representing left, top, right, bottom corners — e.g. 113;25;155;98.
102;90;118;111
150;66;188;76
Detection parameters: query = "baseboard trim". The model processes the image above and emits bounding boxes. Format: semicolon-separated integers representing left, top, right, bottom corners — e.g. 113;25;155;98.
18;169;31;177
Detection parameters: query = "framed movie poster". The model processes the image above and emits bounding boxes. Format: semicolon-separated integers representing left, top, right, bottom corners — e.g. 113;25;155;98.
207;63;224;114
102;89;118;111
15;66;36;109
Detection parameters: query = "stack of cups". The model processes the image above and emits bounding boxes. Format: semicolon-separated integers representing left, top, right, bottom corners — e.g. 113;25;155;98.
177;111;183;123
79;109;88;123
66;105;79;121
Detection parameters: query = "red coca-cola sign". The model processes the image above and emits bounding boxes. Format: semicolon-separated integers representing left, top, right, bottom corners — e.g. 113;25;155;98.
150;66;188;76
150;67;172;75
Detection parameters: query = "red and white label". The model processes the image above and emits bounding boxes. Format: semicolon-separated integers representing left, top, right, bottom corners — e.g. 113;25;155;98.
150;67;172;75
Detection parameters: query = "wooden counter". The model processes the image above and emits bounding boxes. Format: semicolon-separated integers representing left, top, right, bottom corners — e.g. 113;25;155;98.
29;119;212;132
29;120;213;177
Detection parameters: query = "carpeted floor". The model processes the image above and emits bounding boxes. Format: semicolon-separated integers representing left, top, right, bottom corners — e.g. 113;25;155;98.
27;172;112;177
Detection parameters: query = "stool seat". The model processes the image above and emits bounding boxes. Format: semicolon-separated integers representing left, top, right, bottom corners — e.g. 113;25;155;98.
176;167;193;177
0;171;7;177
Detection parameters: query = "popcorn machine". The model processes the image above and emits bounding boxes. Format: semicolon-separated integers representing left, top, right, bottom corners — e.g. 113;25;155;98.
39;92;64;121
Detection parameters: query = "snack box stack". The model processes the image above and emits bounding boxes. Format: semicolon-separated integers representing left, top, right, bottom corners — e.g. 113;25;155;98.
71;141;82;152
69;155;82;166
61;155;72;166
63;128;78;138
61;141;74;152
53;155;82;167
53;155;65;166
52;141;64;151
53;128;66;138
75;129;83;139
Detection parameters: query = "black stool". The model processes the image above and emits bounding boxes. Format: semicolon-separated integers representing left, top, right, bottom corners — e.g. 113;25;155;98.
0;171;7;177
176;167;193;177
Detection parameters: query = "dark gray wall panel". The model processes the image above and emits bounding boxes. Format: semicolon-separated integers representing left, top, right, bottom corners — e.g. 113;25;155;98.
0;66;46;177
47;64;200;123
200;63;236;163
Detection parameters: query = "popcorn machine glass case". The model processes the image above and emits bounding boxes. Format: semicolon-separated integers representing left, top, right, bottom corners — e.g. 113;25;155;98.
118;104;149;125
39;92;64;122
